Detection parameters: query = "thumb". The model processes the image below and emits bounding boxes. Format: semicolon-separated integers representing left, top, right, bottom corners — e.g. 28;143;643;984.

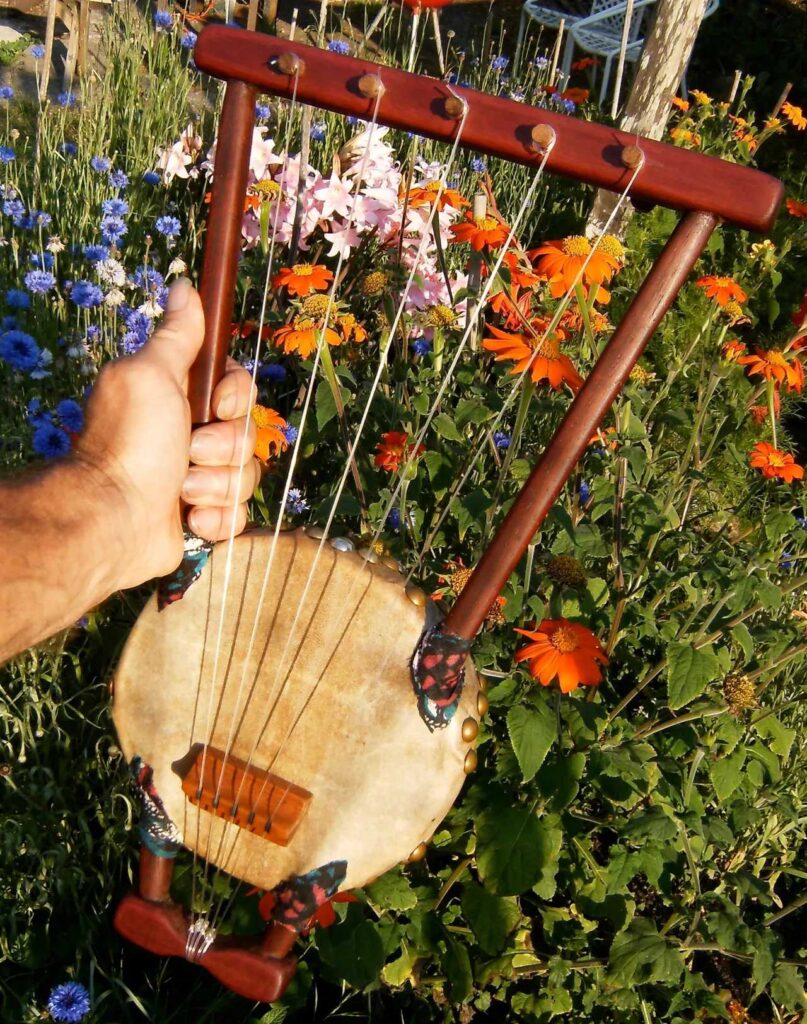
140;278;206;382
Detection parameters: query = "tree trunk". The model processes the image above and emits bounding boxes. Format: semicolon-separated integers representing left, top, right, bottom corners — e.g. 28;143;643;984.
586;0;709;239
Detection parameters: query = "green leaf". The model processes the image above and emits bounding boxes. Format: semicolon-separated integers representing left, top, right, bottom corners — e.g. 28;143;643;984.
382;942;418;988
506;699;557;782
476;804;550;896
666;642;721;710
731;622;754;662
256;1008;288;1024
366;868;417;912
755;716;795;761
752;938;776;998
315;904;384;990
315;378;351;431
622;808;678;842
461;881;521;954
455;397;494;429
608;918;684;985
709;748;746;802
433;412;464;443
534;752;587;811
770;964;807;1010
442;935;473;1002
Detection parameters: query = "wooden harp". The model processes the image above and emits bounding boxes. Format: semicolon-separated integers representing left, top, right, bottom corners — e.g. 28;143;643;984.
111;25;783;1005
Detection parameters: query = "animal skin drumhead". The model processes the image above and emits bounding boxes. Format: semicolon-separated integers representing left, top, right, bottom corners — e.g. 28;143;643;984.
113;527;479;893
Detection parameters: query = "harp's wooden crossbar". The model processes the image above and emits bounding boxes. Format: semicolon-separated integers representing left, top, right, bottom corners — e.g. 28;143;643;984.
193;25;783;234
181;745;312;846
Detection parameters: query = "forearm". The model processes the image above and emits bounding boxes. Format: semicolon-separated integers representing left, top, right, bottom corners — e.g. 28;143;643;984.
0;459;126;663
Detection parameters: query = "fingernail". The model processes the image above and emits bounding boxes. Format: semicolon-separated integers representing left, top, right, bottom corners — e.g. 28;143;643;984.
181;470;206;500
167;277;192;313
190;429;216;462
188;507;217;537
217;390;237;419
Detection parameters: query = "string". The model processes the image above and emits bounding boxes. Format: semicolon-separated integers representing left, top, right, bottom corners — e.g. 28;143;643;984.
186;71;303;956
198;91;386;931
205;99;474;901
409;161;645;575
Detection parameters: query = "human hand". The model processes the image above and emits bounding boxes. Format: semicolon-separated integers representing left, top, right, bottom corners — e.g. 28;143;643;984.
75;279;259;590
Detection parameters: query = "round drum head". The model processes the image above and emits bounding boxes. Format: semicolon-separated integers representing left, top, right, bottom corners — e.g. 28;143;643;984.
113;528;479;893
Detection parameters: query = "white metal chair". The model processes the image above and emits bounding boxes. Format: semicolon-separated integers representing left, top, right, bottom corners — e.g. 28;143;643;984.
514;0;631;74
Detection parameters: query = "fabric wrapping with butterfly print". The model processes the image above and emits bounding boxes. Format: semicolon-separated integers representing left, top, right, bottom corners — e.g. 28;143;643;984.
264;861;347;934
157;530;214;610
130;756;183;857
411;625;471;731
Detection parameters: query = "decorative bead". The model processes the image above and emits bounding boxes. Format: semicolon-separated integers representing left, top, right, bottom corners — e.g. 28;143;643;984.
381;555;400;572
463;749;478;774
405;584;427;607
306;525;326;539
358;546;379;564
330;537;355;552
461;717;478;742
408;841;428;862
477;692;489;717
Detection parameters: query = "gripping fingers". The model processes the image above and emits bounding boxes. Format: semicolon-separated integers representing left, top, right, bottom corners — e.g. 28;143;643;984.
189;415;257;467
212;359;258;420
187;502;249;542
181;459;261;507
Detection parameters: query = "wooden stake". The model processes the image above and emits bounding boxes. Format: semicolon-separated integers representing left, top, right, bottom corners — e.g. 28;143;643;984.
610;0;634;120
467;193;486;352
549;18;565;89
727;69;741;107
40;0;57;100
247;0;260;32
770;81;792;121
431;9;445;76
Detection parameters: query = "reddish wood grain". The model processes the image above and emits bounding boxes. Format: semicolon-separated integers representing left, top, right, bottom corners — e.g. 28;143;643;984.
193;25;782;234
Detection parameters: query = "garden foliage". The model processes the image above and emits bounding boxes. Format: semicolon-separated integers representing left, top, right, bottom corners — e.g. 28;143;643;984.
1;3;806;1022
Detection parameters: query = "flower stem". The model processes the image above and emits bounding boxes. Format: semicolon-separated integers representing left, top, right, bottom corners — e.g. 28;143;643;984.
766;378;778;448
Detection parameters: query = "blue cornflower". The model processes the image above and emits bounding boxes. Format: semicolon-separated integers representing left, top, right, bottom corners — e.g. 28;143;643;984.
30;44;46;59
796;515;807;529
282;424;298;445
286;487;309;515
56;91;78;107
86;324;100;342
5;288;31;309
102;197;129;216
310;122;327;142
491;55;509;72
181;30;198;49
563;98;576;114
90;155;111;173
29;251;55;270
242;357;256;373
70;280;103;308
0;146;15;164
493;431;511;450
533;55;549;68
346;115;358;126
109;169;129;189
56;398;84;432
780;550;795;571
1;315;17;330
471;157;486;173
0;330;40;370
84;244;109;263
551;92;563;104
0;85;14;100
153;9;173;29
260;362;287;382
2;198;25;219
60;141;78;157
142;170;161;186
386;507;402;531
30;347;53;379
26;397;51;427
155;215;181;238
510;89;526;102
255;102;271;119
24;209;52;229
33;422;71;459
412;337;432;357
101;215;127;244
327;39;350;55
131;266;165;295
24;270;56;294
579;480;591;504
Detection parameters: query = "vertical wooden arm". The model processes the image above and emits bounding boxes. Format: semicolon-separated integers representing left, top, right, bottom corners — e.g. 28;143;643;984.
189;80;258;424
444;209;720;641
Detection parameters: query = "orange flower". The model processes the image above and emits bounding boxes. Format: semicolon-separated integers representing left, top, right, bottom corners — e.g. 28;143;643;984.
782;101;807;130
561;87;590;104
670;127;702;148
750;390;780;423
486;250;540;320
749;442;804;482
671;96;690;112
451;213;510;251
560;305;611;335
738;348;804;393
405;180;468;212
690;89;712;105
514;618;609;693
588;425;619;450
786;198;807;219
273;315;342;358
272;263;334;298
483;322;582;392
232;320;272;341
529;235;619;304
252;405;289;462
337;312;368;344
374;431;425;473
722;339;748;362
721;300;752;327
696;275;748;307
571;57;599;71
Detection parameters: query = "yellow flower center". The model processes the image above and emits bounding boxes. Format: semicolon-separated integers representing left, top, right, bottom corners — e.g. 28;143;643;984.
769;451;786;467
361;271;389;296
536;334;562;360
425;180;443;193
723;672;756;714
292;315;318;331
302;294;331;318
547;555;586;588
597;235;625;261
562;235;591;257
629;363;654;384
253;178;281;197
551;625;580;654
449;566;474;595
474;216;500;231
292;263;315;276
426;304;459;328
723;301;744;319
